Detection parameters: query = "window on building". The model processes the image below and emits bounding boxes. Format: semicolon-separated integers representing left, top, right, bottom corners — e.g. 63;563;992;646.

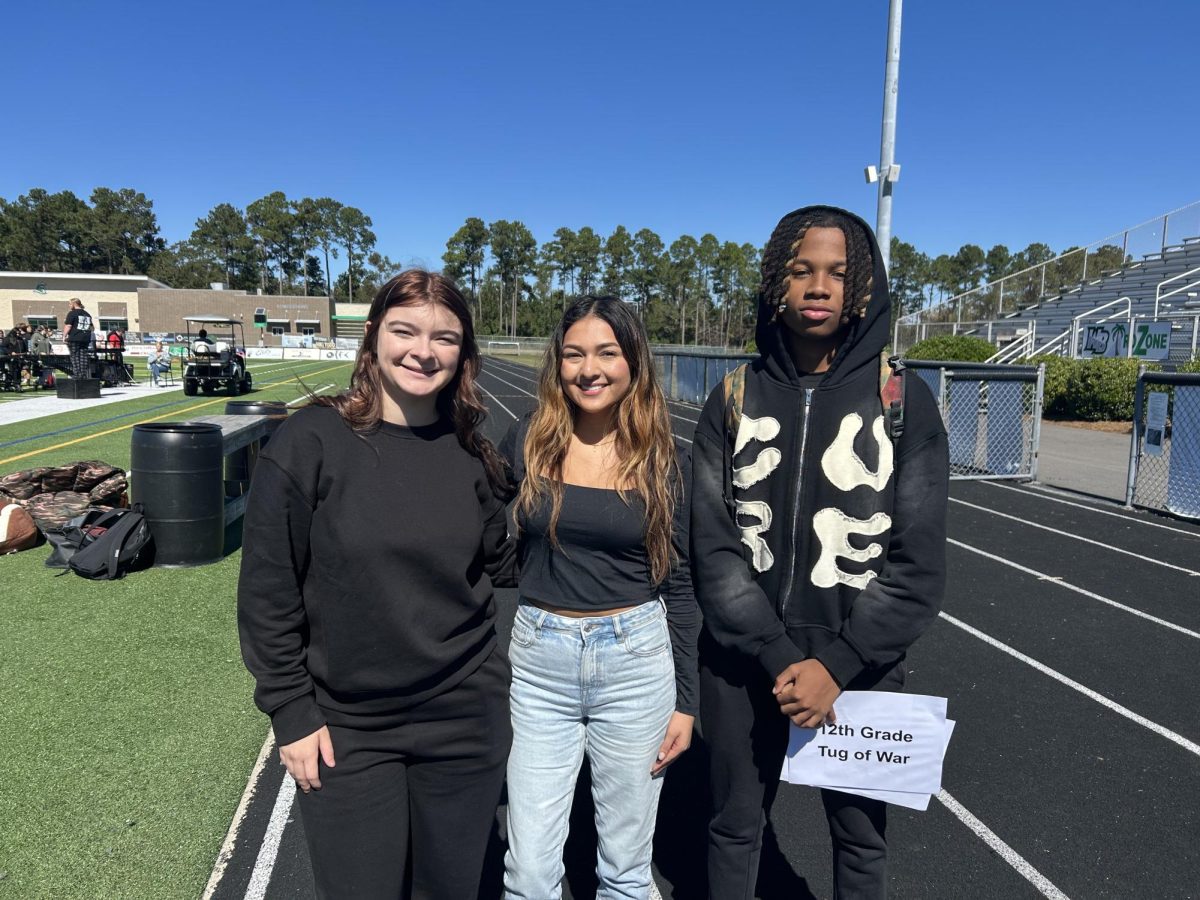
301;326;316;336
27;315;59;330
269;325;285;336
100;319;129;333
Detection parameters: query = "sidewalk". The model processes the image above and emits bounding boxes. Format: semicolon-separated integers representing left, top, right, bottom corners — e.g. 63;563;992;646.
0;381;180;427
1036;421;1132;502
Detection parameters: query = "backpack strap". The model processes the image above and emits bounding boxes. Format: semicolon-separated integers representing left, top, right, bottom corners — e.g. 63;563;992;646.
880;353;905;441
98;512;145;580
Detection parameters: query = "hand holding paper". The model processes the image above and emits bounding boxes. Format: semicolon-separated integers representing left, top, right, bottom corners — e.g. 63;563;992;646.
773;659;842;727
780;691;955;811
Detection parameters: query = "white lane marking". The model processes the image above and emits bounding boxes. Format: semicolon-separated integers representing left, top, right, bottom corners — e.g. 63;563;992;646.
949;538;1200;640
479;383;519;420
244;767;298;900
286;384;335;407
936;791;1070;899
201;732;275;899
939;612;1200;758
980;481;1200;539
950;497;1200;577
485;358;705;419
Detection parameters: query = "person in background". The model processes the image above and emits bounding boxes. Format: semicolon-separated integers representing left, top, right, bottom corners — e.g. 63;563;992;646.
690;205;949;899
147;342;172;387
500;295;700;899
62;299;94;380
238;270;516;899
30;325;51;358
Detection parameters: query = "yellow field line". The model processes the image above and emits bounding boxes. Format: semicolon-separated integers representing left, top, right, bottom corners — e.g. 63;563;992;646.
0;362;351;468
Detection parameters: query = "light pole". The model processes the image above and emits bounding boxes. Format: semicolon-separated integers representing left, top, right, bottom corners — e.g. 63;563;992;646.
866;0;903;275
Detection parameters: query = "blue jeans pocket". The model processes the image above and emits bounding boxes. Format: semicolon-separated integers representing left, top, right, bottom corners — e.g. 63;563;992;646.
620;617;669;658
511;611;537;648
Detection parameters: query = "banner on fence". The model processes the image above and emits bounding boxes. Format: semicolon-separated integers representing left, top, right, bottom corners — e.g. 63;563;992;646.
1080;322;1170;359
780;692;954;811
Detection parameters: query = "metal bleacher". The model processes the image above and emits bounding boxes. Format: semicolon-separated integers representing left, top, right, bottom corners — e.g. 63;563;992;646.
992;236;1200;362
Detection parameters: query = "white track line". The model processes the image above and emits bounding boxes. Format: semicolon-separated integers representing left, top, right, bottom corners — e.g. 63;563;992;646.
950;497;1200;577
939;612;1200;758
949;538;1200;639
935;791;1070;899
244;767;297;900
286;384;335;407
479;383;519;420
980;481;1200;539
201;732;276;900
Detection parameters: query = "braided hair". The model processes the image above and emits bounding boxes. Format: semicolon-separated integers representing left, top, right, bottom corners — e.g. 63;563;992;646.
758;208;876;328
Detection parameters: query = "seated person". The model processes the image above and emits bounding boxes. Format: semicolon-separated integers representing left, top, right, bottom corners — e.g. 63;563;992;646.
147;342;172;387
192;328;214;355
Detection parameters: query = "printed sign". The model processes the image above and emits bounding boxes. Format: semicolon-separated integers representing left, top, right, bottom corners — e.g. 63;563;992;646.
1080;323;1129;358
1130;322;1171;360
781;692;954;811
1144;391;1168;457
1080;322;1171;359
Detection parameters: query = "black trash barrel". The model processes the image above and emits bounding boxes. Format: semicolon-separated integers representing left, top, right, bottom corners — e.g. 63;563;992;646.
223;400;289;498
131;423;225;567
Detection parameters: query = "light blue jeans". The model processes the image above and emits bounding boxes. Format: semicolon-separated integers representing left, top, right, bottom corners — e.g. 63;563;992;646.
503;600;676;900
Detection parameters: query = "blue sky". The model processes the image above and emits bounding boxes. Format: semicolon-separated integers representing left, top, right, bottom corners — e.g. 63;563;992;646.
5;0;1199;277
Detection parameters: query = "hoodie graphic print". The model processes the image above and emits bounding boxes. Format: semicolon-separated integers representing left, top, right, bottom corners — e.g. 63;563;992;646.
691;205;950;688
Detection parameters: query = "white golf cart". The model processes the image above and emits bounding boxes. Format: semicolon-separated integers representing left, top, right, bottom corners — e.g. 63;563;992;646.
182;315;252;396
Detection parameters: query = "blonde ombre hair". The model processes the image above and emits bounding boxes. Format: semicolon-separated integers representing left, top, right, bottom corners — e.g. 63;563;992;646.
516;296;681;584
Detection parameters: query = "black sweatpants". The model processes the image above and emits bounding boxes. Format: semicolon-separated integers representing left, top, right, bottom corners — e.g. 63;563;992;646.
700;632;903;900
296;650;511;900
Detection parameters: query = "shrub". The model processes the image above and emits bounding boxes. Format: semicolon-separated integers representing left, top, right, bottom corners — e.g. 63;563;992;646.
1039;356;1072;417
903;334;996;362
1061;358;1144;421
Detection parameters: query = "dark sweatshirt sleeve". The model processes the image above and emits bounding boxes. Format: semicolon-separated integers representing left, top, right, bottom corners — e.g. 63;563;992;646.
814;380;950;687
690;386;804;680
236;424;326;747
663;446;701;715
480;477;518;589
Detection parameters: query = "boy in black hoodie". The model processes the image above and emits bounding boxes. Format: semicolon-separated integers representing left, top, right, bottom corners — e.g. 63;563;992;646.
691;206;949;898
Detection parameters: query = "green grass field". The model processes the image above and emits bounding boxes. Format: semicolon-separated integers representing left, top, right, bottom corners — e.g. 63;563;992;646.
0;359;353;899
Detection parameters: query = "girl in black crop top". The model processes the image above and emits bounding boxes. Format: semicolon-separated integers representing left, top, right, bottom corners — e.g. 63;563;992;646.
499;296;700;898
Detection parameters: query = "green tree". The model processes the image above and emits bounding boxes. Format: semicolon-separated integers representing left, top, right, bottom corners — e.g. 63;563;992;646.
630;228;665;313
889;237;930;319
667;235;698;344
573;227;603;295
247;192;298;292
334;206;376;302
984;244;1012;284
87;187;163;274
601;225;634;300
312;198;344;298
443;217;490;310
190;203;255;288
488;220;538;337
0;189;91;271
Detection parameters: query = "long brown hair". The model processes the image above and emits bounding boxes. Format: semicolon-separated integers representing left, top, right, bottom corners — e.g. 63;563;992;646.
516;296;681;584
314;269;507;493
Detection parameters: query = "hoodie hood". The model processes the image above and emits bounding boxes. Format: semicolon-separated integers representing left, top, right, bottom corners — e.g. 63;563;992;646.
754;205;890;388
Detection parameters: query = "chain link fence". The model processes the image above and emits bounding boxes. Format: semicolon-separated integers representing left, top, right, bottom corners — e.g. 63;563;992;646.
1125;371;1200;520
902;361;1045;480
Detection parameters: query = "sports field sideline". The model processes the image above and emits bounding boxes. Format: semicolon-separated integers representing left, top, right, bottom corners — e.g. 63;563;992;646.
3;355;1199;899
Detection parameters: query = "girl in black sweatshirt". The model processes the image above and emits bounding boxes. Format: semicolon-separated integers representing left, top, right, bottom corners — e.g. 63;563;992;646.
237;271;517;899
690;207;949;899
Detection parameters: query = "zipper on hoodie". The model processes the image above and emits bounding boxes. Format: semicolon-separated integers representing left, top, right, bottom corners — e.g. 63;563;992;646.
778;387;813;621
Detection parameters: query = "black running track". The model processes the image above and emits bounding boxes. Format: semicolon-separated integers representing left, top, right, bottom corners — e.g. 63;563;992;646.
209;357;1200;900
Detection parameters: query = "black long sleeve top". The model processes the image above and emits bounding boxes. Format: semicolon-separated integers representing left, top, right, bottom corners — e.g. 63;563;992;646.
500;416;702;715
237;405;517;745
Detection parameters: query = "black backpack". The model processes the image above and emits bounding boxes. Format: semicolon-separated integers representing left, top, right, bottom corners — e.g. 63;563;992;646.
45;505;154;579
